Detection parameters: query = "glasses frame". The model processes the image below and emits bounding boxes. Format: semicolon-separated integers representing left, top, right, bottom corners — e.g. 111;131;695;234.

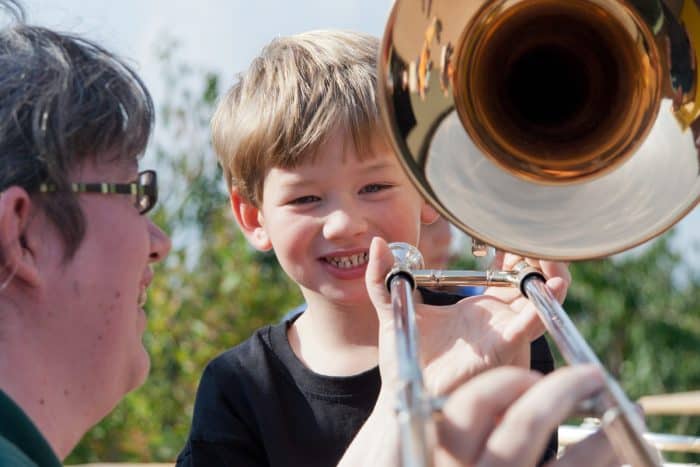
38;169;158;215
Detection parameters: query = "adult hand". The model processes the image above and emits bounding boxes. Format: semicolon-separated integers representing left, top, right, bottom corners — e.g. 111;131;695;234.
365;237;562;397
482;251;571;346
436;365;618;467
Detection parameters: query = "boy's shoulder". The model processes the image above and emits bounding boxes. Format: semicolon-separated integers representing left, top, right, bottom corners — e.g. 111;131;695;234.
200;319;314;396
199;318;381;401
207;322;282;375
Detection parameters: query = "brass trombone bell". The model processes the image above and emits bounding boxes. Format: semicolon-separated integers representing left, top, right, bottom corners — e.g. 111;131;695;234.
377;0;700;260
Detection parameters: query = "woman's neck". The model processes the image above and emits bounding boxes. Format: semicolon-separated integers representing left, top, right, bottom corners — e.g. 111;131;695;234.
0;342;90;460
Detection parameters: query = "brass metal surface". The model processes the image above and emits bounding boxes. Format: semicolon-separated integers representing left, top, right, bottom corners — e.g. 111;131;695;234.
378;0;700;260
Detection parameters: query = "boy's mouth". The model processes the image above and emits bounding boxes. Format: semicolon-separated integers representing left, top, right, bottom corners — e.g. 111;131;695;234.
323;252;369;269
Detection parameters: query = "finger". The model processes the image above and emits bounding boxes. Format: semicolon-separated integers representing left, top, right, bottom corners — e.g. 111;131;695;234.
515;259;571;304
502;302;545;344
476;365;605;467
503;253;526;270
545;276;568;304
553;426;619;467
365;236;396;325
437;367;542;465
540;260;571;304
539;260;572;286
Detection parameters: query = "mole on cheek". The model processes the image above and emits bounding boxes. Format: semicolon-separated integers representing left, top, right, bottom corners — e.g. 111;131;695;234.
72;281;80;296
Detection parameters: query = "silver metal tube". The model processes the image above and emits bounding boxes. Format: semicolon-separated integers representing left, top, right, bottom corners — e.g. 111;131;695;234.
389;274;435;467
523;277;662;467
386;242;670;466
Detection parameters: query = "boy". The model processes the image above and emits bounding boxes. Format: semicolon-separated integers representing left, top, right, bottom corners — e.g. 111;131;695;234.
177;30;569;466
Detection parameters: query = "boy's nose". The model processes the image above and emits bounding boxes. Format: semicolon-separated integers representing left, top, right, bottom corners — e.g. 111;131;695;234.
322;205;368;240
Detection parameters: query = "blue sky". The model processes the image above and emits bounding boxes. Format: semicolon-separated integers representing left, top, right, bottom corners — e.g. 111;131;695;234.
26;0;392;88
22;0;700;267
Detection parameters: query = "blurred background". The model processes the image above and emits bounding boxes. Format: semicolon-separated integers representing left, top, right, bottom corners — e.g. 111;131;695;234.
17;1;700;464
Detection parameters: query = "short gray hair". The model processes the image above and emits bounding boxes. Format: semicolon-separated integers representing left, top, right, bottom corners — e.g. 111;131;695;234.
0;1;154;258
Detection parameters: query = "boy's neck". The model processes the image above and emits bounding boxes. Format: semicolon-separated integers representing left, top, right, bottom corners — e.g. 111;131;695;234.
287;295;379;377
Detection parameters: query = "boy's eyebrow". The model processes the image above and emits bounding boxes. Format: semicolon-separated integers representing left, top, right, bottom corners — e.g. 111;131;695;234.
277;160;396;184
277;179;309;189
358;160;396;173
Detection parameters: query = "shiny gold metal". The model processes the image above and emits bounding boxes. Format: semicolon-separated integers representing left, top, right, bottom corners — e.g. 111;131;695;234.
379;1;700;466
378;0;700;260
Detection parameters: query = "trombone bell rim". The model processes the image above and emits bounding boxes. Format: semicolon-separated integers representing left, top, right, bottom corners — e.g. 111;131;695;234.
377;0;700;261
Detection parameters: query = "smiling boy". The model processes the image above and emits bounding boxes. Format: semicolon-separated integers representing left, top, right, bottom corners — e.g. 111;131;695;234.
177;30;568;467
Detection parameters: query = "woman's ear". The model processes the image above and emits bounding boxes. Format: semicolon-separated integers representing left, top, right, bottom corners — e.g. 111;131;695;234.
0;187;41;289
229;188;272;252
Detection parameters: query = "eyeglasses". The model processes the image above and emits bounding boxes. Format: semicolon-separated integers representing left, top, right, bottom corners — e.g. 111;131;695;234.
39;170;158;215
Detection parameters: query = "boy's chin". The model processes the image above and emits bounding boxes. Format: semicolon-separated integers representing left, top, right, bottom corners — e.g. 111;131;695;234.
319;287;371;307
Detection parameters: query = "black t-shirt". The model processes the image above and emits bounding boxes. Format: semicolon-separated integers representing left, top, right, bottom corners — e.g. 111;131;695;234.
177;289;557;467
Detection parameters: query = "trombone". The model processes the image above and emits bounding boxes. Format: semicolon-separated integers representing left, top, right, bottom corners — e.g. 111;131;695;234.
376;0;700;466
385;242;662;466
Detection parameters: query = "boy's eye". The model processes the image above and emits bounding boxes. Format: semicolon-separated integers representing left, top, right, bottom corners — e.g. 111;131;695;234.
360;183;392;194
289;195;321;205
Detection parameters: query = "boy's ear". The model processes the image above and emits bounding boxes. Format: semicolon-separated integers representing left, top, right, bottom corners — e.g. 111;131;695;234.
0;187;41;289
420;200;439;226
229;188;273;252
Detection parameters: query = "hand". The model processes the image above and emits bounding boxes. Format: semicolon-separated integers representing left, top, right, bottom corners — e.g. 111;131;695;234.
483;251;571;344
435;365;618;467
365;238;563;397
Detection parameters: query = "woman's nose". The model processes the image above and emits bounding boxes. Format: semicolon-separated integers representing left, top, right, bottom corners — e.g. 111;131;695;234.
148;220;172;263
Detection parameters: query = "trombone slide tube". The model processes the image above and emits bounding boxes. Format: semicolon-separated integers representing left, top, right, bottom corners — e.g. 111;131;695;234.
523;277;663;467
389;274;435;467
411;268;663;466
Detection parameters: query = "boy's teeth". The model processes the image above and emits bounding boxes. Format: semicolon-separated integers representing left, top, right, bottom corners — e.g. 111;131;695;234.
327;252;369;269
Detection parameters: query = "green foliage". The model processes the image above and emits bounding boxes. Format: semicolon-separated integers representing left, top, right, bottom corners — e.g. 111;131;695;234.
66;47;700;463
563;237;700;463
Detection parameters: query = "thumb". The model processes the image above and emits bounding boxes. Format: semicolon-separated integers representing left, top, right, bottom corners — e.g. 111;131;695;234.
365;236;396;325
366;237;403;396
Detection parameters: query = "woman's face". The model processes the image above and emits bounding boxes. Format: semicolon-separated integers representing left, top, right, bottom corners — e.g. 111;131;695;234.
33;158;170;419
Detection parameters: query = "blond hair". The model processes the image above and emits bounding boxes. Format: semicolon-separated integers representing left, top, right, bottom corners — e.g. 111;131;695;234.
211;30;380;205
